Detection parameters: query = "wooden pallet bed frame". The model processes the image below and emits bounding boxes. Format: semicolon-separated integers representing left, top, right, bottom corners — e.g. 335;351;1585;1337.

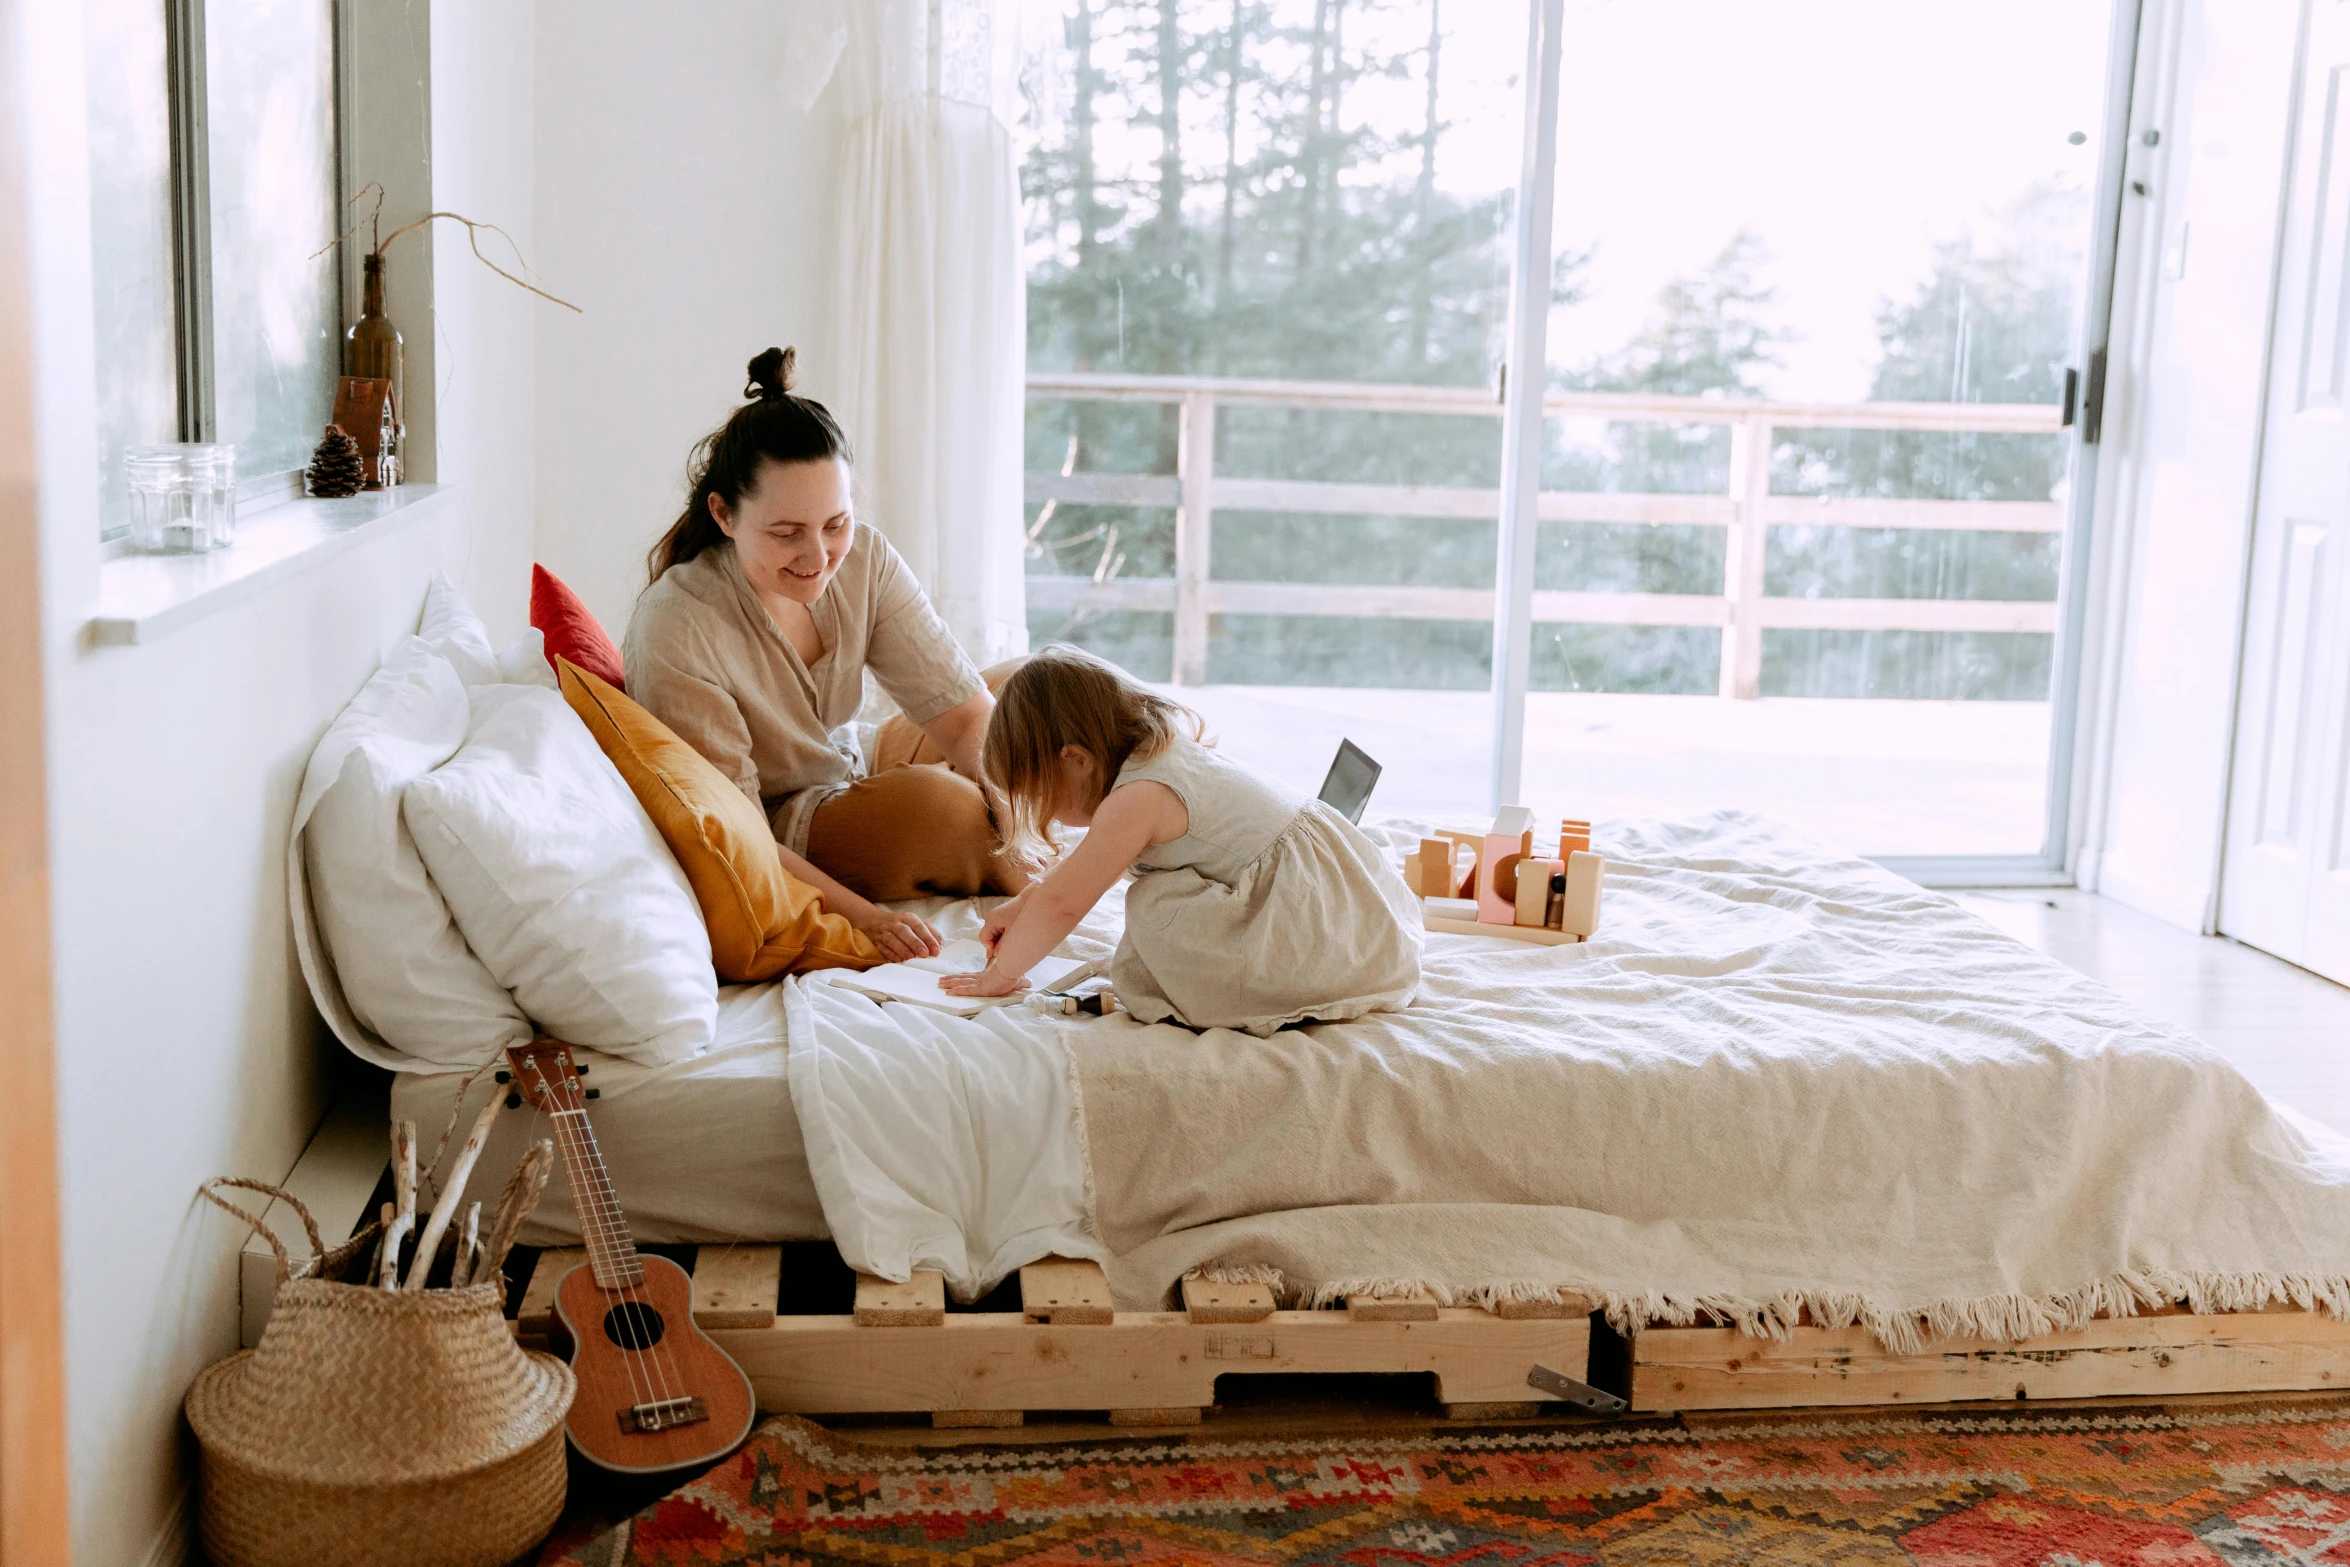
501;1244;2350;1424
243;1093;2350;1424
512;1248;1591;1426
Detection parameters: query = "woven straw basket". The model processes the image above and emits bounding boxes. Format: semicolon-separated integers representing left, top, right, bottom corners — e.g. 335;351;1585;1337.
187;1179;575;1567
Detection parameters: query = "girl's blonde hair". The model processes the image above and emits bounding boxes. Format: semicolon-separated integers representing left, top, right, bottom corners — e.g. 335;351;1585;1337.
984;644;1203;860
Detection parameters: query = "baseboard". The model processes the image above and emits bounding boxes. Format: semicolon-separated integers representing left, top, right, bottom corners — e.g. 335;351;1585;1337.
138;1481;192;1567
2095;854;2214;934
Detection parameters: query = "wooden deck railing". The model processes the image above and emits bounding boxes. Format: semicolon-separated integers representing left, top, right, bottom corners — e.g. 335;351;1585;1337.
1023;372;2065;699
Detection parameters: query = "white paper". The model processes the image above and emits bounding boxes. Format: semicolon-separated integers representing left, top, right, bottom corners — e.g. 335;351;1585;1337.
829;943;1096;1015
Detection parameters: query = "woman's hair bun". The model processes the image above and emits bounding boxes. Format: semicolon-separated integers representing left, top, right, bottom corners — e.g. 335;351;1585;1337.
745;346;796;401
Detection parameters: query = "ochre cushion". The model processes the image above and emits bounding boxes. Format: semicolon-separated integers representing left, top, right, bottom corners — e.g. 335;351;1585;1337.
531;564;626;690
556;659;881;981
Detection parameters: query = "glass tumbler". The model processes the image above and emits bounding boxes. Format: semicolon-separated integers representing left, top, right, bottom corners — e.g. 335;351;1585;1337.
123;443;237;552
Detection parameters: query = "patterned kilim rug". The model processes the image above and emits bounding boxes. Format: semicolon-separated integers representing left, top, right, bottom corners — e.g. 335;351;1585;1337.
543;1400;2350;1566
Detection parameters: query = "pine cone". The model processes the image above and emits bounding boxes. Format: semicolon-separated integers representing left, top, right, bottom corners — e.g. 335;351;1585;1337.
306;424;367;498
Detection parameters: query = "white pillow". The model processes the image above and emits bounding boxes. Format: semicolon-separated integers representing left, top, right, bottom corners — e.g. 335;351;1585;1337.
404;684;716;1066
291;639;534;1071
418;572;557;690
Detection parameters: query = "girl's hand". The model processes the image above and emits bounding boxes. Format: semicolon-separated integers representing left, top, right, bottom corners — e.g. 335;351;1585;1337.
978;890;1029;959
940;965;1026;999
850;905;943;963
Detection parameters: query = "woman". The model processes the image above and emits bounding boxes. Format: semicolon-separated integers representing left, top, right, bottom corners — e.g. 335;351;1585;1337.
625;347;1029;962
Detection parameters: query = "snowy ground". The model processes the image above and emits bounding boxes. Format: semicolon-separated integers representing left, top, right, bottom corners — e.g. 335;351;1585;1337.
1160;685;2053;859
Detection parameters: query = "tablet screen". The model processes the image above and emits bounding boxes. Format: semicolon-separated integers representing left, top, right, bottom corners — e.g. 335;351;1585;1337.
1317;739;1381;824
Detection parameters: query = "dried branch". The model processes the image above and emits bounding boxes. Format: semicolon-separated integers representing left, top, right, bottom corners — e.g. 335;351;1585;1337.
378;211;581;313
477;1139;555;1286
312;181;389;263
407;1097;500;1290
450;1202;482;1289
380;1120;416;1290
310;194;581;313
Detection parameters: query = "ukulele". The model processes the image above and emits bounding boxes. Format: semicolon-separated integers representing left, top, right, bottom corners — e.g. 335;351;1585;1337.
505;1039;756;1473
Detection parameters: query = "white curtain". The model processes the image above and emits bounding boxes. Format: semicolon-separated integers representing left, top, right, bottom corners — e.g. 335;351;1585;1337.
824;0;1030;667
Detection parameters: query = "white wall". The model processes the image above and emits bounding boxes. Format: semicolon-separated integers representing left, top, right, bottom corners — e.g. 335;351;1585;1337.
2076;0;2302;930
532;0;843;641
19;4;540;1563
432;0;541;628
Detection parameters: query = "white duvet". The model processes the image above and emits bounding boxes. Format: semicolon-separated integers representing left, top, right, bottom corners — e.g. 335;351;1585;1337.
785;811;2350;1348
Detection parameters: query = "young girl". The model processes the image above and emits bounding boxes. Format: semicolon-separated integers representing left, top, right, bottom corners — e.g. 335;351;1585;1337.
939;646;1422;1033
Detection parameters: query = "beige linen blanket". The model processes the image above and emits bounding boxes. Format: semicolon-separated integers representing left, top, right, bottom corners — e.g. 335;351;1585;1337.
790;811;2350;1352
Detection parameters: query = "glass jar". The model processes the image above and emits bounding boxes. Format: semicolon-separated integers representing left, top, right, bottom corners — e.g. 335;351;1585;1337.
123;443;237;552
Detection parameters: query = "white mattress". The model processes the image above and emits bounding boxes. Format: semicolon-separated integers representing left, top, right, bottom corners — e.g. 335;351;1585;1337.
390;982;825;1247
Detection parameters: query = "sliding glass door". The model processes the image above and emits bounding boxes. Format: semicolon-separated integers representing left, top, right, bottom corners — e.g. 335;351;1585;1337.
1020;0;2131;868
1022;0;1528;816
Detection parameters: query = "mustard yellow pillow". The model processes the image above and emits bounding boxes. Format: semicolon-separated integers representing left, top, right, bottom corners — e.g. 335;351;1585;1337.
557;659;881;981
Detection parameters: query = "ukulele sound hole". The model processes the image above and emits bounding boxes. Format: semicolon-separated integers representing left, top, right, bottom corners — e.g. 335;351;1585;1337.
602;1301;668;1349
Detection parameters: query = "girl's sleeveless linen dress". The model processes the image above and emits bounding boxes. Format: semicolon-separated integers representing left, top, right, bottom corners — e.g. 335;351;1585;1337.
1107;736;1423;1034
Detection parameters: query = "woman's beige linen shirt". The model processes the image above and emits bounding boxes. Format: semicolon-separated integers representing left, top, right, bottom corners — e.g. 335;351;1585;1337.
623;527;982;852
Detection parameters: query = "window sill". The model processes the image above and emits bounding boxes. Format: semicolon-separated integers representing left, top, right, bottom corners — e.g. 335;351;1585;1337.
89;484;454;646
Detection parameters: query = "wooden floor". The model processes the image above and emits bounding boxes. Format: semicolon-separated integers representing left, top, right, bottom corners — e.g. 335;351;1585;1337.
1955;889;2350;1138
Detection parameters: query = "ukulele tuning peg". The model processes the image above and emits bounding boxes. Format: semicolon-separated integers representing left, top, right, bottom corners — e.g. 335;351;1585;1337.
494;1070;511;1084
505;1092;522;1109
575;1065;588;1075
584;1088;601;1101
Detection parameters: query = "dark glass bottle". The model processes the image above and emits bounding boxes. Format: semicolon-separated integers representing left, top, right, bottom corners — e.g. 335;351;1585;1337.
345;252;404;478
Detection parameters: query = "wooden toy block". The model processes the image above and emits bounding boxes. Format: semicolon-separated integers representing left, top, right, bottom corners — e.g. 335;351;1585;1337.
1425;913;1582;946
1425;896;1478;921
1491;804;1534;838
1434;830;1482;898
1516;857;1562;927
1559;850;1604;938
1401;848;1423;892
1559;819;1591;857
1417;837;1453;898
1477;829;1534;924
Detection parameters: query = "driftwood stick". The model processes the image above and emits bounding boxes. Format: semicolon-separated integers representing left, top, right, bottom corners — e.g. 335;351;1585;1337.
380;1120;416;1290
450;1202;482;1289
406;1098;499;1290
366;1201;393;1285
477;1139;553;1286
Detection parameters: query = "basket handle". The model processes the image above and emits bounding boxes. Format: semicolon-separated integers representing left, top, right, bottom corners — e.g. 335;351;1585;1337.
198;1178;327;1286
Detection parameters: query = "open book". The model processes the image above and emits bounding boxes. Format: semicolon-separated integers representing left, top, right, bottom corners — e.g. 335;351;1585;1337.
827;939;1100;1016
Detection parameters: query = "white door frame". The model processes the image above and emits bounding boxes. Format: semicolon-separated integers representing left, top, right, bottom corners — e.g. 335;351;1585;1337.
1488;0;1566;812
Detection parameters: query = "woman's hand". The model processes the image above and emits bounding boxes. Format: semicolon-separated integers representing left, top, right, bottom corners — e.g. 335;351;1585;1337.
849;904;943;963
940;965;1027;999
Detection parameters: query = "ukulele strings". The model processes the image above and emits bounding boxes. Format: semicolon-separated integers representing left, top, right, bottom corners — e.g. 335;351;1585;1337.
526;1062;652;1415
546;1105;665;1410
559;1098;690;1407
545;1088;675;1411
535;1055;690;1411
530;1059;672;1413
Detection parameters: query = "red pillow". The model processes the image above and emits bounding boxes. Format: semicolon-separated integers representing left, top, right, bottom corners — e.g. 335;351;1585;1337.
530;564;625;691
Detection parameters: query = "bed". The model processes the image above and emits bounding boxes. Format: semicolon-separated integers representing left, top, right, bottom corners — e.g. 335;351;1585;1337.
390;980;829;1248
286;591;2350;1419
393;809;2350;1371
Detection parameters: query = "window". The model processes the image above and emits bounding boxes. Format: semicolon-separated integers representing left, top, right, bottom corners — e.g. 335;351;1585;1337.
1019;0;2127;868
85;0;342;537
1023;0;1525;816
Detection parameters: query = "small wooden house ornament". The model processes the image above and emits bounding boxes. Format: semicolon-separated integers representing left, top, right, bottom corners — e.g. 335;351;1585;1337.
331;376;394;490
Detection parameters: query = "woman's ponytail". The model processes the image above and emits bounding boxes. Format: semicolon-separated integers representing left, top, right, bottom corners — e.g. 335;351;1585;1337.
646;347;854;586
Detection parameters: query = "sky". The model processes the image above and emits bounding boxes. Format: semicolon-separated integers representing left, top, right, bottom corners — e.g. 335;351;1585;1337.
1029;0;2120;402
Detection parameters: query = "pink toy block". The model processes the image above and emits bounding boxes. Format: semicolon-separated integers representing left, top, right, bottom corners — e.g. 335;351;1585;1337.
1476;829;1534;924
